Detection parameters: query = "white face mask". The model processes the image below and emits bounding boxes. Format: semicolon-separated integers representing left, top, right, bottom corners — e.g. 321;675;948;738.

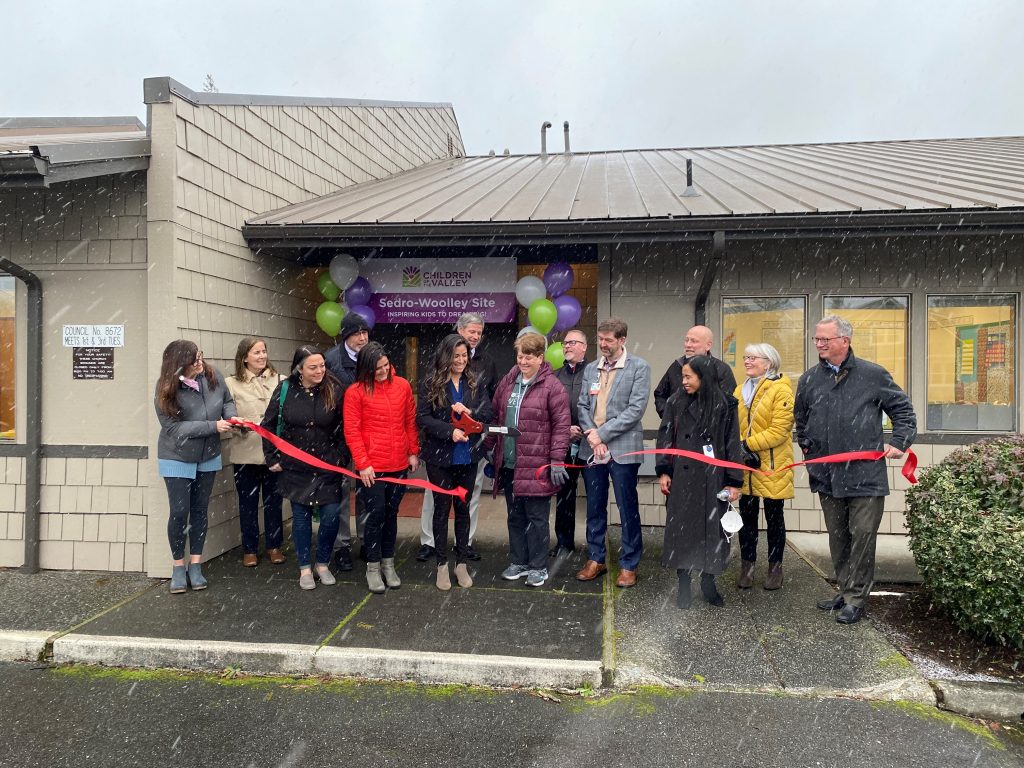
720;505;743;542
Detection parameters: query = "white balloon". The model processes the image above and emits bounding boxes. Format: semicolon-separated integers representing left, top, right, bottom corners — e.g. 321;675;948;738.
515;276;546;309
329;254;359;291
517;325;542;340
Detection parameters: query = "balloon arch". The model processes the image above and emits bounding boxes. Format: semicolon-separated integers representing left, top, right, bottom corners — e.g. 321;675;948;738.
314;257;582;368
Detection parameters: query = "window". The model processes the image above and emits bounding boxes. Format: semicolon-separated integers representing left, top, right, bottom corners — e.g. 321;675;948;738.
823;296;909;391
927;294;1016;431
722;297;806;384
0;276;14;439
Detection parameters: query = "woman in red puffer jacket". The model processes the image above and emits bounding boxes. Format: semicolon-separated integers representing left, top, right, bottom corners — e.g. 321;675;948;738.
344;342;420;595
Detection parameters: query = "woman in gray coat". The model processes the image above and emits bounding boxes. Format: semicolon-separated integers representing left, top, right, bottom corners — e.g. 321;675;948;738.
656;355;742;609
155;340;236;594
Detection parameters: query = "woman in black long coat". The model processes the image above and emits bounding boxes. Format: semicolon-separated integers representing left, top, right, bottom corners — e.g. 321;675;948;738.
656;355;742;609
261;346;350;591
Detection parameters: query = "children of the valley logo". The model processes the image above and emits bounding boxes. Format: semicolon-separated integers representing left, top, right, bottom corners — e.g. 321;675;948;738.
402;265;422;287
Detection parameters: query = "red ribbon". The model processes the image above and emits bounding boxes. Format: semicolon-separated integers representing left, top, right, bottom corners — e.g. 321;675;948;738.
232;419;468;502
537;447;918;484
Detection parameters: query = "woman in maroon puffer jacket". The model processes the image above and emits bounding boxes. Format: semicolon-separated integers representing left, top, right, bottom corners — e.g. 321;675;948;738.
344;342;420;595
486;332;571;588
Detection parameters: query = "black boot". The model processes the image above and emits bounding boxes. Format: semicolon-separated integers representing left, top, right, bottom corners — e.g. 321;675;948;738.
700;572;724;607
676;569;692;610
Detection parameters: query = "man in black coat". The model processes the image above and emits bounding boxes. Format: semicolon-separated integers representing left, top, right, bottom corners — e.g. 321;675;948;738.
795;315;916;625
550;328;589;558
417;312;499;562
325;313;370;571
654;325;737;418
324;314;370;388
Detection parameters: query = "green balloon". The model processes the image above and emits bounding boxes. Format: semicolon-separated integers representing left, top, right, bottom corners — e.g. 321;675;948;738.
316;301;344;337
317;272;341;302
545;342;565;369
528;298;557;335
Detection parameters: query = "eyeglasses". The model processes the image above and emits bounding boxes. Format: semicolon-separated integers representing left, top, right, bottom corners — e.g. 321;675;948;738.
812;336;843;346
563;340;586;346
742;355;767;361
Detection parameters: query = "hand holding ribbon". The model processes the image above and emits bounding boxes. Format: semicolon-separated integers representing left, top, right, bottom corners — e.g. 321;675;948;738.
232;418;468;501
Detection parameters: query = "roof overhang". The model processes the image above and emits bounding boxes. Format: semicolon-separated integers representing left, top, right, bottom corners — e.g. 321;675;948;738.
0;137;150;189
243;207;1024;254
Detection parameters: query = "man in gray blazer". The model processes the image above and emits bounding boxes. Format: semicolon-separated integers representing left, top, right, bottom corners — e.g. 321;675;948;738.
575;318;651;588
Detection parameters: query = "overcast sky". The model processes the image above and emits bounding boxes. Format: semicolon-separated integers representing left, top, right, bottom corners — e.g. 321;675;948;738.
5;0;1023;155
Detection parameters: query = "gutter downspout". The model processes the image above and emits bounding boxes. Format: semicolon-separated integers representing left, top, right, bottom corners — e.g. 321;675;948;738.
0;258;42;573
695;231;725;326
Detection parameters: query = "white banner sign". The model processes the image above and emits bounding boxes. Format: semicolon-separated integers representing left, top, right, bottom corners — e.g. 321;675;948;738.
63;324;124;347
358;258;515;293
359;257;518;324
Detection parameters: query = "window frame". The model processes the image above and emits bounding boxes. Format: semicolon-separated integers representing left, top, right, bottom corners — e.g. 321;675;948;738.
720;294;808;383
925;292;1018;434
821;293;912;400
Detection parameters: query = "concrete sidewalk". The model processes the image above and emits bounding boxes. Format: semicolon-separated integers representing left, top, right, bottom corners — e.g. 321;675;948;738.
0;503;1020;721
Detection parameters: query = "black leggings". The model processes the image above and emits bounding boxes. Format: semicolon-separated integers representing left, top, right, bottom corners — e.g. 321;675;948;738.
739;495;786;564
427;462;478;565
164;472;216;560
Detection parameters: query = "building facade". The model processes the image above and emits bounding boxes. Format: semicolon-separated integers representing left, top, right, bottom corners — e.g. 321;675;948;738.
0;78;463;575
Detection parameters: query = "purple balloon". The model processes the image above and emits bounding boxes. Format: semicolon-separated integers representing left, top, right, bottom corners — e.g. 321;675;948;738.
349;303;376;329
344;276;373;307
553;295;582;332
543;262;574;298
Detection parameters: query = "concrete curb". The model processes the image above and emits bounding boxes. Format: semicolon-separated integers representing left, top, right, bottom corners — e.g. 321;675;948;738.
0;630;51;662
314;646;602;689
614;663;937;706
50;633;603;690
934;679;1024;722
52;635;316;676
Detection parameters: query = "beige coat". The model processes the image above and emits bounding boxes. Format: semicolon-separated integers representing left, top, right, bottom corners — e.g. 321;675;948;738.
223;369;285;465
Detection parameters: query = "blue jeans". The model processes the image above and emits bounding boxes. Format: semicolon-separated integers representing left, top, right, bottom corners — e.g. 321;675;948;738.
233;464;283;553
583;460;643;570
291;501;342;569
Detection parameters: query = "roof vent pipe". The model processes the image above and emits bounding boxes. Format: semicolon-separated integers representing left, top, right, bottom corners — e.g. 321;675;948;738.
681;158;699;197
540;121;552;157
563;121;571;154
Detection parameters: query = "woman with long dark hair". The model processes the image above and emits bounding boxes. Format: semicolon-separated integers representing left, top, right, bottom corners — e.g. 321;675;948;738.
416;333;493;590
344;342;419;594
155;340;236;594
261;346;349;591
656;354;742;609
224;337;286;567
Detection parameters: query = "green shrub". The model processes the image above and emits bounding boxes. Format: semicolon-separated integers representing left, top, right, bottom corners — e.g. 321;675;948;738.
905;435;1024;651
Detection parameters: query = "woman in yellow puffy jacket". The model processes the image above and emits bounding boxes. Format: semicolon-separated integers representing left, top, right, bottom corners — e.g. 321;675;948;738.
734;343;794;591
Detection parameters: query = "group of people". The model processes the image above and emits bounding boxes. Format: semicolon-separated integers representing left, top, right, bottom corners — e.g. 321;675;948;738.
154;310;915;625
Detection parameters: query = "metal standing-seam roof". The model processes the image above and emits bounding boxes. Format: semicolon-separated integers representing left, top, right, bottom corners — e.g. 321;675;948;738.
244;136;1024;244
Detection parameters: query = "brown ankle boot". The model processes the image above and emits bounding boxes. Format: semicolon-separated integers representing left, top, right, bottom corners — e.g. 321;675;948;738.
764;562;784;590
737;560;755;589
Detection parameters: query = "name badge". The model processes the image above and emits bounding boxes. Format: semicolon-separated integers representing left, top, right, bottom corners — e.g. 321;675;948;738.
702;444;715;458
589;382;601;396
